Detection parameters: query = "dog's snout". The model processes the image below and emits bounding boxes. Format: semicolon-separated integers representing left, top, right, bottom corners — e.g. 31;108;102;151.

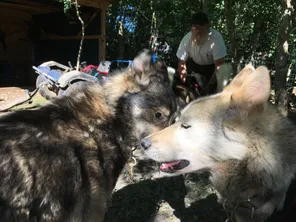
141;138;151;150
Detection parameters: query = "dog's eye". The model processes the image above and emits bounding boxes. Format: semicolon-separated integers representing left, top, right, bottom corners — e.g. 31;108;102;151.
181;123;191;129
155;111;163;119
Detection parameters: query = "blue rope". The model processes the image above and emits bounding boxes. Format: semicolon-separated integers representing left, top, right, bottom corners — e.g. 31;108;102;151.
152;53;157;64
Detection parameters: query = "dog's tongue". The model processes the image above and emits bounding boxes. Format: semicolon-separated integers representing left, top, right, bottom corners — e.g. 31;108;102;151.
160;160;181;171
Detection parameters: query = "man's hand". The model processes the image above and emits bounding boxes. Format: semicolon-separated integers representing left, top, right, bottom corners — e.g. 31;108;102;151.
180;69;187;83
178;60;187;83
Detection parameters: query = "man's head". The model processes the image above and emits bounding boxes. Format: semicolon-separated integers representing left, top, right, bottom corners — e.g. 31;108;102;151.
191;11;210;45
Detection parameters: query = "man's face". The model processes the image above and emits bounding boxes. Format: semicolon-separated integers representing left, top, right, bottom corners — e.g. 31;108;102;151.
191;24;209;45
191;24;208;37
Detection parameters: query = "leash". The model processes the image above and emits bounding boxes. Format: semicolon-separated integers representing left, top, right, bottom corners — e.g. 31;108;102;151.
222;194;273;222
127;146;138;180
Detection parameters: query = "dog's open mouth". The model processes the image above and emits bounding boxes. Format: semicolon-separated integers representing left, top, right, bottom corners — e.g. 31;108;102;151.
159;160;190;173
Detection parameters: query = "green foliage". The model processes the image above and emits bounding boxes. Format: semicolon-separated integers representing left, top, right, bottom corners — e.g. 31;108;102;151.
62;0;72;13
106;0;203;65
105;0;286;70
54;0;73;13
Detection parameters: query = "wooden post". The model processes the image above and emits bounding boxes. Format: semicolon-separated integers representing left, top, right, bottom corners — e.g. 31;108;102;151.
99;8;106;61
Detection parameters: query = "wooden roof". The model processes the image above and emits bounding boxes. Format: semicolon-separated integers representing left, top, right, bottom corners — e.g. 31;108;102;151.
0;0;112;14
0;0;61;14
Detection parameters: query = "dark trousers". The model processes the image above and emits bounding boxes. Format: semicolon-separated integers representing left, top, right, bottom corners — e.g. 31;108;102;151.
186;58;217;95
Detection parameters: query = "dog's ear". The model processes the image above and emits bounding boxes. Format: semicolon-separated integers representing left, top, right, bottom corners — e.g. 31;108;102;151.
131;49;154;87
230;66;270;113
223;64;255;94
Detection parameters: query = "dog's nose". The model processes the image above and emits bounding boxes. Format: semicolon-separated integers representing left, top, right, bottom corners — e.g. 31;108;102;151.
141;138;151;150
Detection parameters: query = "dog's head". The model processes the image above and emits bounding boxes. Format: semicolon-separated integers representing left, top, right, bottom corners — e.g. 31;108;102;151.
141;64;271;175
116;50;177;146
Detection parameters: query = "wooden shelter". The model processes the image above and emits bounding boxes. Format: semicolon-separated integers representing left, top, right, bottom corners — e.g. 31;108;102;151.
0;0;112;86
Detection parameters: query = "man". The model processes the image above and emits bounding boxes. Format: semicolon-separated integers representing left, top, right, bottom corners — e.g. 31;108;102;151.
176;11;227;95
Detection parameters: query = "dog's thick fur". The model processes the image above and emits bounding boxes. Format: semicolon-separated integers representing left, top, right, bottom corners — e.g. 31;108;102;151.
0;50;176;221
142;64;296;221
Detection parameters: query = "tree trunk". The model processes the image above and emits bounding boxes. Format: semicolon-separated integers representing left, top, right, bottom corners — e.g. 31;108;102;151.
247;18;263;60
117;0;124;59
224;0;239;74
117;20;124;59
149;0;157;51
274;0;294;116
202;0;209;11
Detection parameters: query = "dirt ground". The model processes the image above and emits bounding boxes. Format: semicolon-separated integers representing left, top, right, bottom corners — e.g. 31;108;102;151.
0;87;29;102
0;86;48;113
106;148;225;222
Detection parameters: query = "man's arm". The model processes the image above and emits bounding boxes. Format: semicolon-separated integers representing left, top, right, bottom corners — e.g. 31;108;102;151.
214;58;225;71
176;32;191;83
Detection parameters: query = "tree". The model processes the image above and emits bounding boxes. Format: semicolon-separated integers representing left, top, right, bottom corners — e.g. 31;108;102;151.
224;0;237;73
274;0;295;116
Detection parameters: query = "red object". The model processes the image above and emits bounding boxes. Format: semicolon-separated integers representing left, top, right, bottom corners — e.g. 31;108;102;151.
81;65;98;73
97;71;108;75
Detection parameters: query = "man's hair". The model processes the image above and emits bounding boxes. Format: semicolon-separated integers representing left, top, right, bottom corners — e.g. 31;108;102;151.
191;11;209;25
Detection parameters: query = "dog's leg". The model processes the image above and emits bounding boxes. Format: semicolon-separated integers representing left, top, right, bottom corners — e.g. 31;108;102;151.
68;193;107;222
83;192;108;222
37;199;63;222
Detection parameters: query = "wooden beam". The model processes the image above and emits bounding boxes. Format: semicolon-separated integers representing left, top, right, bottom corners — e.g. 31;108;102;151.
46;34;103;40
74;0;111;9
0;2;61;13
99;8;106;61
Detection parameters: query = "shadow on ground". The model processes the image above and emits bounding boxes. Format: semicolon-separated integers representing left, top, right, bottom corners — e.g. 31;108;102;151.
105;147;296;222
105;173;225;222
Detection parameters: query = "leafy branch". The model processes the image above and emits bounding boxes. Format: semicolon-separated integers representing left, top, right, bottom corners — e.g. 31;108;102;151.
61;0;72;13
